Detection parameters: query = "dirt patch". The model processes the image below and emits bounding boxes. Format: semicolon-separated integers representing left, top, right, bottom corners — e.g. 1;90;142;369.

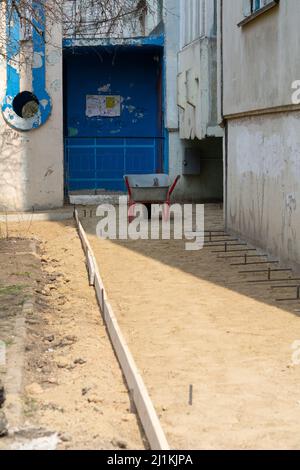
0;237;40;445
81;204;300;450
0;238;37;345
0;221;145;450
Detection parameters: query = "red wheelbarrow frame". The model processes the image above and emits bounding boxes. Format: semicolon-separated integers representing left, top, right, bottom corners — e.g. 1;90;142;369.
124;175;181;222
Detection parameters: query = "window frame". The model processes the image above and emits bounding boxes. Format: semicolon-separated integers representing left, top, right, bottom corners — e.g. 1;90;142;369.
238;0;280;27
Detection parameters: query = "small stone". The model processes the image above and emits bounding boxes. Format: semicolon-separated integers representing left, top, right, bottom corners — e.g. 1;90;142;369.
111;438;128;449
74;358;86;365
26;319;40;325
0;411;8;437
44;335;55;343
0;381;5;408
45;378;59;385
65;335;78;343
93;406;103;414
25;382;43;395
59;432;72;442
41;258;48;263
87;394;103;404
81;387;90;396
43;402;64;413
41;290;51;297
56;357;70;369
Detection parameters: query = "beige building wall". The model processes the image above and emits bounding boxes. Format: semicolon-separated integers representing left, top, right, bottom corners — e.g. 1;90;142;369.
221;0;300;270
0;15;64;212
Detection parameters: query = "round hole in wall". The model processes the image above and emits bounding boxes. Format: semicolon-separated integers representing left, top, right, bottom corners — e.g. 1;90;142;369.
12;91;39;119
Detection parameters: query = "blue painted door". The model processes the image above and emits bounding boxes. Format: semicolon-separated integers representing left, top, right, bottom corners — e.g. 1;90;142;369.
64;46;164;192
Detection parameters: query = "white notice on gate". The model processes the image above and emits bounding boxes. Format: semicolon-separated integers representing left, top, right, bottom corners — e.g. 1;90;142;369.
86;95;121;118
86;95;100;118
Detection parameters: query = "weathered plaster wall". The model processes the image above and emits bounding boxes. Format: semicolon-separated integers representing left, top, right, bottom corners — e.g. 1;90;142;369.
227;113;300;271
169;133;223;202
164;0;223;201
0;18;64;211
178;0;222;140
178;37;222;140
221;0;300;269
223;0;300;116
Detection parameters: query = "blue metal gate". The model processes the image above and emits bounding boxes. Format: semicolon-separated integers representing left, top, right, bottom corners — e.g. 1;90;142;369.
64;136;163;191
63;44;164;192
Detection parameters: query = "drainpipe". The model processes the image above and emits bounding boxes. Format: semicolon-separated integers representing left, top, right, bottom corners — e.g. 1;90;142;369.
219;0;228;230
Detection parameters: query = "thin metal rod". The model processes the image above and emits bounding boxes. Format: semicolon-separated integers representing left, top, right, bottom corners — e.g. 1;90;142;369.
218;254;268;260
209;243;248;248
189;385;193;406
239;268;292;274
213;248;257;253
204;230;227;233
231;261;279;266
272;285;300;289
248;278;300;284
205;239;238;244
275;286;300;302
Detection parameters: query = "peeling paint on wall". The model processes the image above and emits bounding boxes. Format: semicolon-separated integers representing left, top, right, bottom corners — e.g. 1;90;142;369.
46;50;61;66
98;84;111;93
1;1;52;131
33;52;44;69
50;79;61;92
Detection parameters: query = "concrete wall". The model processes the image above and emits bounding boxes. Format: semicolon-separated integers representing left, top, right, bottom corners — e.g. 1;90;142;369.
169;134;223;202
221;0;300;270
223;0;300;115
178;37;222;140
170;0;223;201
0;11;64;211
178;0;221;140
227;113;300;270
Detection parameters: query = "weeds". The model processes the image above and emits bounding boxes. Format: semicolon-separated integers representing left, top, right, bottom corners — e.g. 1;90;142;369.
0;285;26;296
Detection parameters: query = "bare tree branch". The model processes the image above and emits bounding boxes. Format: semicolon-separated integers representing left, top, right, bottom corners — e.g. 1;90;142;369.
0;0;161;62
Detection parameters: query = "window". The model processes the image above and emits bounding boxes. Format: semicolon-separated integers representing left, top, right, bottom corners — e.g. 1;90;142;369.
250;0;277;13
239;0;279;27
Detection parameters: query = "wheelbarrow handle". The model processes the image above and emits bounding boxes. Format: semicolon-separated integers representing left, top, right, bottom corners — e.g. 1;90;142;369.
167;175;181;202
124;176;132;199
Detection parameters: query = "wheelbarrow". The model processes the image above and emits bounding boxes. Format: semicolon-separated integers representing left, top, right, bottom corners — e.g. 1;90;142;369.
124;173;180;222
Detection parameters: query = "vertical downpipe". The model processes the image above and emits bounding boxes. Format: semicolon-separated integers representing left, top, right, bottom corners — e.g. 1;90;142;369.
220;0;228;229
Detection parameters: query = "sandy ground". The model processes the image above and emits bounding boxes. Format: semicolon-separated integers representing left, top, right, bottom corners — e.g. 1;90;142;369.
81;204;300;450
3;220;145;450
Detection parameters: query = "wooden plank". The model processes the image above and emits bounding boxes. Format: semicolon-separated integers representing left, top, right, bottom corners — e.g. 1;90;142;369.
103;300;170;450
94;271;107;312
73;209;170;450
86;250;96;286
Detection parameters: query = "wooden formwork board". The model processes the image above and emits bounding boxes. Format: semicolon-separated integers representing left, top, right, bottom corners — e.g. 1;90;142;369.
74;209;169;450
